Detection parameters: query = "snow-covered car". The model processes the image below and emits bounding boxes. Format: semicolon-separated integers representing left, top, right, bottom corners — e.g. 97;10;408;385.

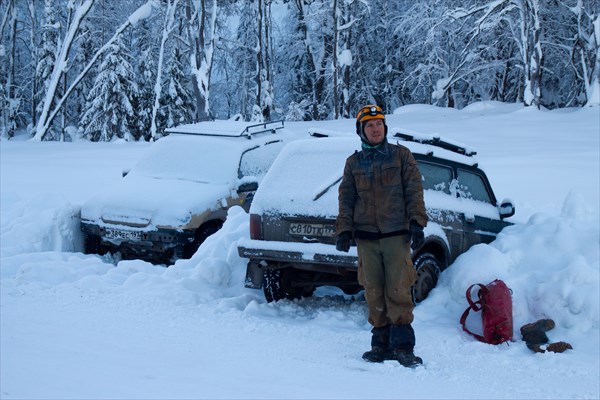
237;130;516;302
81;120;291;264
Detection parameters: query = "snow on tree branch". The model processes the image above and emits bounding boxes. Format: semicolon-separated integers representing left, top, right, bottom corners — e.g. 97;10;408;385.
32;0;159;141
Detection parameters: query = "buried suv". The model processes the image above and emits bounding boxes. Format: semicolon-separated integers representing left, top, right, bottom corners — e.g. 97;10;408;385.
237;130;515;302
81;120;290;264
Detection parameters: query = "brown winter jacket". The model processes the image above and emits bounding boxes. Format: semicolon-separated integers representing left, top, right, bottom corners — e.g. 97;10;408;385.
336;141;428;238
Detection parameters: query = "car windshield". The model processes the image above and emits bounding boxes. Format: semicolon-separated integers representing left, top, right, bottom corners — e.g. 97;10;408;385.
130;135;245;185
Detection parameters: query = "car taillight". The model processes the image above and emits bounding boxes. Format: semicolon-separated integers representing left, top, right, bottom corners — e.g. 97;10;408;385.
249;214;263;240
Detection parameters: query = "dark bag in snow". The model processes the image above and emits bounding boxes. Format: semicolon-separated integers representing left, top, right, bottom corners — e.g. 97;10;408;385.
460;279;513;344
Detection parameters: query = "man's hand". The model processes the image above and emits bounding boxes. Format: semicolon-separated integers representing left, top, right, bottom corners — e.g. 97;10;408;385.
410;221;424;250
336;231;352;252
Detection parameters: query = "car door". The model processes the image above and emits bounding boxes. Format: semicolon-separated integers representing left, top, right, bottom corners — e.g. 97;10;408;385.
454;168;508;249
417;160;464;259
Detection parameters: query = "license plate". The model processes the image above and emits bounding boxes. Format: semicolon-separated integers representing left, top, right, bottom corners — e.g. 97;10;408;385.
289;222;336;237
104;228;142;241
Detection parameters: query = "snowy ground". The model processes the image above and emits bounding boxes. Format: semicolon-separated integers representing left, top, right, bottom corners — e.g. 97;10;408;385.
1;103;599;399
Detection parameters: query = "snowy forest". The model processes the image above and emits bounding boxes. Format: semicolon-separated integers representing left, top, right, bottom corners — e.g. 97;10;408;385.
1;0;598;142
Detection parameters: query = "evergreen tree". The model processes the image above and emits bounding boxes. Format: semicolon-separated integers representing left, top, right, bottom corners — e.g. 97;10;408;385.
131;18;159;141
280;0;329;120
159;44;194;132
134;47;157;141
80;34;139;141
4;0;599;139
72;18;99;131
233;2;259;120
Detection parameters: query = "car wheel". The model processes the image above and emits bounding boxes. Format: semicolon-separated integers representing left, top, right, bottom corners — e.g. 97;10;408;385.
171;246;185;264
182;221;224;259
412;252;441;303
84;234;104;255
263;268;304;303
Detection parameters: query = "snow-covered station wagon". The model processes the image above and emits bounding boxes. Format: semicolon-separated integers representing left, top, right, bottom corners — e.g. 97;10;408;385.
237;130;516;302
81;120;291;264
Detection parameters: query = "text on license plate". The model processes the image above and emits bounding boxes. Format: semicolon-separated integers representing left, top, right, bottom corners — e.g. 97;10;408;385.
104;228;142;241
289;223;336;237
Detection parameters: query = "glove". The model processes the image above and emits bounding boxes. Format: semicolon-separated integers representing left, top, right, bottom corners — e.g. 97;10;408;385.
546;341;573;353
409;221;424;250
336;231;352;252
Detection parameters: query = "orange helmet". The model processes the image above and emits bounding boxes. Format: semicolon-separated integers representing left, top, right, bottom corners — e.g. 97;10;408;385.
355;104;387;144
356;104;385;124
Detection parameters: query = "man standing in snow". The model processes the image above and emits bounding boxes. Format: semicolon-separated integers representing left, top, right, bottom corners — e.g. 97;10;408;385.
335;104;428;368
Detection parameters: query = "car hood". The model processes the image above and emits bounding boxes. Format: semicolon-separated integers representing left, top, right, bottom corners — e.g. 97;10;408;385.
81;175;231;229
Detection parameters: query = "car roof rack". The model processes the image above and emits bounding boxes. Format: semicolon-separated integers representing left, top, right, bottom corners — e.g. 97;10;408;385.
392;129;477;157
165;120;285;139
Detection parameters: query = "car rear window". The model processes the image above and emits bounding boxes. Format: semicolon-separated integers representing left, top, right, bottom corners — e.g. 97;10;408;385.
250;138;359;217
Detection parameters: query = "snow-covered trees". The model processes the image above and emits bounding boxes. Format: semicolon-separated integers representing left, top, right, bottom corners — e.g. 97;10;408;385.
148;0;179;140
280;0;335;120
254;0;275;122
32;0;95;141
186;0;218;122
446;0;547;108
0;0;19;138
132;21;158;142
35;0;59;120
159;43;195;131
1;0;598;140
564;0;599;107
80;34;139;141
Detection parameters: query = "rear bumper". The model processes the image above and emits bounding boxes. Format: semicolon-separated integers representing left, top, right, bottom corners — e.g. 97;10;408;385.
237;239;358;288
237;239;358;267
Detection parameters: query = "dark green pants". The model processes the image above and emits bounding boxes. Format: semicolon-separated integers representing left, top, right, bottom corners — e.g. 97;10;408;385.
356;235;416;327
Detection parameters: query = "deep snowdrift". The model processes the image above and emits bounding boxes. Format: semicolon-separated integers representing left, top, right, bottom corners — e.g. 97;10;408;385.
1;103;598;399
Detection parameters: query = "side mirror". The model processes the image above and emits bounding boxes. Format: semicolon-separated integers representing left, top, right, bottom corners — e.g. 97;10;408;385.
498;198;515;219
238;181;258;193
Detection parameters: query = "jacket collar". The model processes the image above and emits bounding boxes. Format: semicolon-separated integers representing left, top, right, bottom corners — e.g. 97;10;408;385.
361;139;389;157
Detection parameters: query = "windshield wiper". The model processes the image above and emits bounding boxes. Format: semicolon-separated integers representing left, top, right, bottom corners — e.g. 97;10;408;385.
313;175;343;201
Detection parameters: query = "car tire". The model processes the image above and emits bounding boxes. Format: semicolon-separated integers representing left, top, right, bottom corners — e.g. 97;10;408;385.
84;234;104;255
182;221;224;259
263;268;305;303
412;252;441;303
171;246;185;264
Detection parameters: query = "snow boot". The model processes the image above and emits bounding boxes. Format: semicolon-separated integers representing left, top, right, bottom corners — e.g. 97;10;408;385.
362;347;391;363
520;318;571;353
362;325;392;363
389;324;423;368
520;318;555;353
391;350;423;368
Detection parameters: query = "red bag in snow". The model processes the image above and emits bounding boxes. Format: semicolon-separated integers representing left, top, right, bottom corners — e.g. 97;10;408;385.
460;279;513;344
